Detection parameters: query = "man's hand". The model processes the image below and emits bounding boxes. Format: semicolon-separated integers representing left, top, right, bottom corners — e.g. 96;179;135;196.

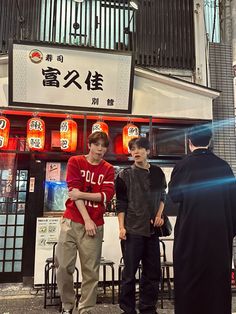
153;215;164;227
84;218;97;237
69;188;81;201
119;227;127;240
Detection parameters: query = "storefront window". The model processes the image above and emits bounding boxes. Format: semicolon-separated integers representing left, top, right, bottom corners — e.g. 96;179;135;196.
6;238;14;248
14;249;22;260
4;261;12;272
16;226;24;237
6;227;15;237
44;162;67;213
7;215;16;225
5;249;13;260
16;215;25;225
152;128;187;157
0;227;5;236
13;261;22;272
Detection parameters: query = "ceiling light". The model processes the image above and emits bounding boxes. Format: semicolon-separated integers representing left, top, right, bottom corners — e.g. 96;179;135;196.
129;0;139;10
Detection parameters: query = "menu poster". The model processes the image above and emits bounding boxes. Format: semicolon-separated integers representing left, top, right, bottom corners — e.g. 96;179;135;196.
46;162;61;182
36;218;60;249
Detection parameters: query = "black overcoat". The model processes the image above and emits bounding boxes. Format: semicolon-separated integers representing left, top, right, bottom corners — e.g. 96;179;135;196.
168;149;236;314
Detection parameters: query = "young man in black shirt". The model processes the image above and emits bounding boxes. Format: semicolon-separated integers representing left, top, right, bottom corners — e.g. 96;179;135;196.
116;137;167;314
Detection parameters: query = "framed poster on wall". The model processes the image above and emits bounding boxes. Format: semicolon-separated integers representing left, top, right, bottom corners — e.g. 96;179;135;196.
9;41;134;113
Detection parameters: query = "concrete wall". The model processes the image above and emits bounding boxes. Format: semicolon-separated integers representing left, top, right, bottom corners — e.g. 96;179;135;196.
132;75;213;120
209;43;236;174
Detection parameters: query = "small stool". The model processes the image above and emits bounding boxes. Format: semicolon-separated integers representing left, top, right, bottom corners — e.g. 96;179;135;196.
100;258;115;304
159;240;173;309
44;257;60;308
44;243;80;309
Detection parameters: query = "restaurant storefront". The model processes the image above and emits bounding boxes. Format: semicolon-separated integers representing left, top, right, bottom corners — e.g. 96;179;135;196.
0;42;219;284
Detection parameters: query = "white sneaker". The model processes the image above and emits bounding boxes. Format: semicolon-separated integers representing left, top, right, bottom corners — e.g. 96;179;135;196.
61;309;73;314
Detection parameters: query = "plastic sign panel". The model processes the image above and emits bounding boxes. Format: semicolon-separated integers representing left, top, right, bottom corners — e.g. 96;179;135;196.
9;41;134;113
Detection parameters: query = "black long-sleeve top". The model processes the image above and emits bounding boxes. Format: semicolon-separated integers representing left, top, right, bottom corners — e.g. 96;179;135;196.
115;164;166;237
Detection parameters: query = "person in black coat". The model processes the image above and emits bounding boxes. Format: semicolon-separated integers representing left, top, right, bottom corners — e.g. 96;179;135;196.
116;137;167;314
168;124;236;314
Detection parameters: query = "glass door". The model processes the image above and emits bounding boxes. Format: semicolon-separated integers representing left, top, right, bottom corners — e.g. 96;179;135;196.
0;168;28;282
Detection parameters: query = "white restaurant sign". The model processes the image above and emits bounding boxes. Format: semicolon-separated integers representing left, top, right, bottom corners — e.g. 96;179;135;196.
9;42;134;113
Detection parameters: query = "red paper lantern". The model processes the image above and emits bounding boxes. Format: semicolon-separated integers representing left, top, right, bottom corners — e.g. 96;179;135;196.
27;117;45;151
0;116;10;149
122;123;139;154
92;121;109;135
60;118;78;152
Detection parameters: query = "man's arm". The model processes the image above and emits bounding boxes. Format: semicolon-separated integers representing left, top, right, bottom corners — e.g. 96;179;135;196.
69;166;115;204
115;173;128;240
117;212;126;240
69;189;102;202
75;199;97;236
152;171;166;227
66;157;83;189
153;201;164;227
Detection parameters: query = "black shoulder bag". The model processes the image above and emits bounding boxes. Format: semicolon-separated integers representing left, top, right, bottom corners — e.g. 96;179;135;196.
155;213;172;237
147;165;172;237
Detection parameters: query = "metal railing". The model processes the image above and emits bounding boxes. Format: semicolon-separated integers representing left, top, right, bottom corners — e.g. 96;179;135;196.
0;0;195;70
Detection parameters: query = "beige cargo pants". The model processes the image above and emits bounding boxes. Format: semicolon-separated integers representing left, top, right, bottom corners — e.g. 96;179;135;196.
56;218;103;313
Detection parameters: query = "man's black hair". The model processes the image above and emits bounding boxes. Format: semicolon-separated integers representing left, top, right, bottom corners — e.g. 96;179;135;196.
188;124;212;147
128;137;150;150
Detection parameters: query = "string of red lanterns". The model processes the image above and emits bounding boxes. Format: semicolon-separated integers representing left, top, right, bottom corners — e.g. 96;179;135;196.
1;113;139;154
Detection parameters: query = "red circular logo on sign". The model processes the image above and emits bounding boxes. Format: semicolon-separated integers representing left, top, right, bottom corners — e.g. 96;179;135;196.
29;49;43;64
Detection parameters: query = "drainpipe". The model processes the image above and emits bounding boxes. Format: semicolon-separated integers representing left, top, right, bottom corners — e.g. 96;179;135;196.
194;0;208;85
220;0;232;43
231;0;236;132
232;1;236;124
228;0;236;269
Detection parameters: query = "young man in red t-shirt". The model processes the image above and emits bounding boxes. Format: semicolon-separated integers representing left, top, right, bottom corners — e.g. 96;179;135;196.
56;131;115;314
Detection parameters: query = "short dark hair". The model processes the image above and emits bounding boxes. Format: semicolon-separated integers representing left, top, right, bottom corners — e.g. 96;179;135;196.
128;137;150;150
88;131;109;147
188;124;212;147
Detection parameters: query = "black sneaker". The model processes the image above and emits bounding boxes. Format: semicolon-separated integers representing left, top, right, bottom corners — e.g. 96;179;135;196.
61;309;73;314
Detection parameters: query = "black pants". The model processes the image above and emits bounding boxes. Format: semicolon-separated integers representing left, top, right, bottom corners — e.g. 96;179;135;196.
119;233;161;314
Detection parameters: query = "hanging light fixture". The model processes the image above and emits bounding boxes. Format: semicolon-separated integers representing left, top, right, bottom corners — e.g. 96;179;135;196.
0;115;10;149
60;117;78;152
129;0;139;10
27;115;45;151
122;122;139;154
73;0;84;2
92;120;109;135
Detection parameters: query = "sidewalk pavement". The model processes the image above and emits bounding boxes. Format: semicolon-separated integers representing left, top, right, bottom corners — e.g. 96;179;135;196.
0;283;174;314
2;283;236;314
